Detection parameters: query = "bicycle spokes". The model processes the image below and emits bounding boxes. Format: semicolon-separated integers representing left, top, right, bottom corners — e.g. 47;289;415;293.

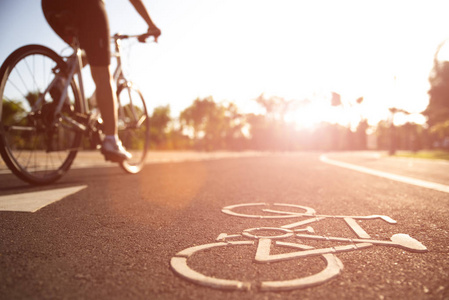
0;45;82;184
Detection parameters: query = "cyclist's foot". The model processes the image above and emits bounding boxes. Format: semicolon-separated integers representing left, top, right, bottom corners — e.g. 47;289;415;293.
101;137;132;162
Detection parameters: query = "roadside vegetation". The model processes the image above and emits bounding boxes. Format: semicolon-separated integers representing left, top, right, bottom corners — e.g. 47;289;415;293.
394;150;449;161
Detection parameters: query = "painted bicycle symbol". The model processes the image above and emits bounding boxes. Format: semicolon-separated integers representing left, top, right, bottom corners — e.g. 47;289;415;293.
170;203;427;292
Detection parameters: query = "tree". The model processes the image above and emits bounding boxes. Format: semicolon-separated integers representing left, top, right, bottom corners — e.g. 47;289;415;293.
375;120;428;151
180;97;216;140
248;95;298;151
255;94;295;123
355;119;368;150
331;92;341;106
1;99;26;125
375;120;391;150
424;56;449;149
310;122;348;151
246;113;272;150
424;56;449;127
149;105;171;148
179;97;246;150
222;102;247;150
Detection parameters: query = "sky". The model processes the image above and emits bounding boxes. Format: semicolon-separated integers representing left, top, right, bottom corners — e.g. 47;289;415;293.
1;0;449;129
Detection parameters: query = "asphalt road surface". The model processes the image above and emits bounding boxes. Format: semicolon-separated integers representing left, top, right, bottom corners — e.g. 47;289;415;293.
0;151;448;299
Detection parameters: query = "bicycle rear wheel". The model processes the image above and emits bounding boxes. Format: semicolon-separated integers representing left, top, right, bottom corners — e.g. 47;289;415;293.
0;45;82;185
116;83;150;174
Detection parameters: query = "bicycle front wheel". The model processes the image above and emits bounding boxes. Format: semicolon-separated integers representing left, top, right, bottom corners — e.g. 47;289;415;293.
116;83;150;174
0;45;82;185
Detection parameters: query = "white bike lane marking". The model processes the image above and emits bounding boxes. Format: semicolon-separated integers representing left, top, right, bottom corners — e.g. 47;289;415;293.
170;203;428;292
320;154;449;194
0;185;87;212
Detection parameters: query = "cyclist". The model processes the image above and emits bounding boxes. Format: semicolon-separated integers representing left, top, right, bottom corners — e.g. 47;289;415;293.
41;0;161;162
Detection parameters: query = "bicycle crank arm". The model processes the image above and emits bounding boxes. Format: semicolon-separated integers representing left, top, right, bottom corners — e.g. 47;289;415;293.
59;114;87;132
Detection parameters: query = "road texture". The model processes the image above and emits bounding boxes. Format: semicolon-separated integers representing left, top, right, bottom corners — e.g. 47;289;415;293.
0;151;448;299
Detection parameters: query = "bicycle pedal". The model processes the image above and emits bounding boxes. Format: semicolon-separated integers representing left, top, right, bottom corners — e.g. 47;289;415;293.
101;150;126;163
102;153;124;163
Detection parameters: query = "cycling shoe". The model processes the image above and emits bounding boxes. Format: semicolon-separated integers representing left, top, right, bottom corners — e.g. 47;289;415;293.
101;138;132;162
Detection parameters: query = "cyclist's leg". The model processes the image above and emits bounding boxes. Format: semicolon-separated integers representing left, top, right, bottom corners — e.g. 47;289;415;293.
74;0;131;161
90;66;117;136
76;0;111;67
90;66;132;162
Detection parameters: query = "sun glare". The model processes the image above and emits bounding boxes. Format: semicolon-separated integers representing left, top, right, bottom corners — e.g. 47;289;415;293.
101;0;449;127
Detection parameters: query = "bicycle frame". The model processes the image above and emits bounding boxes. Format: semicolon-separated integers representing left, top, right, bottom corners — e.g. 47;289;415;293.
112;34;127;87
32;33;137;135
29;40;89;133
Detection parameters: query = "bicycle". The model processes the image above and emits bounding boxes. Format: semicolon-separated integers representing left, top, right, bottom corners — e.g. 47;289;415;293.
170;203;427;291
0;32;155;185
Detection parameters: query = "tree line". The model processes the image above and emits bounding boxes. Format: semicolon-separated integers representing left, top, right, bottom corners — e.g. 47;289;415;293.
1;92;446;152
146;94;444;152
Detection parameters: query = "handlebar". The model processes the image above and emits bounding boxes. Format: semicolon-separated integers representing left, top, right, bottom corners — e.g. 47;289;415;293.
112;33;158;43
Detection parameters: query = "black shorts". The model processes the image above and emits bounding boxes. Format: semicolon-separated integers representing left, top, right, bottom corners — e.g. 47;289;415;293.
41;0;110;66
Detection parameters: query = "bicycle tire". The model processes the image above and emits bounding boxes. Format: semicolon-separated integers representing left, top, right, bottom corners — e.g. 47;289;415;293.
0;45;82;185
116;83;149;174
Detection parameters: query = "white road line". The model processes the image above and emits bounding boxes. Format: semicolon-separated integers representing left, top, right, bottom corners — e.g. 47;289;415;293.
0;185;87;213
320;155;449;194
